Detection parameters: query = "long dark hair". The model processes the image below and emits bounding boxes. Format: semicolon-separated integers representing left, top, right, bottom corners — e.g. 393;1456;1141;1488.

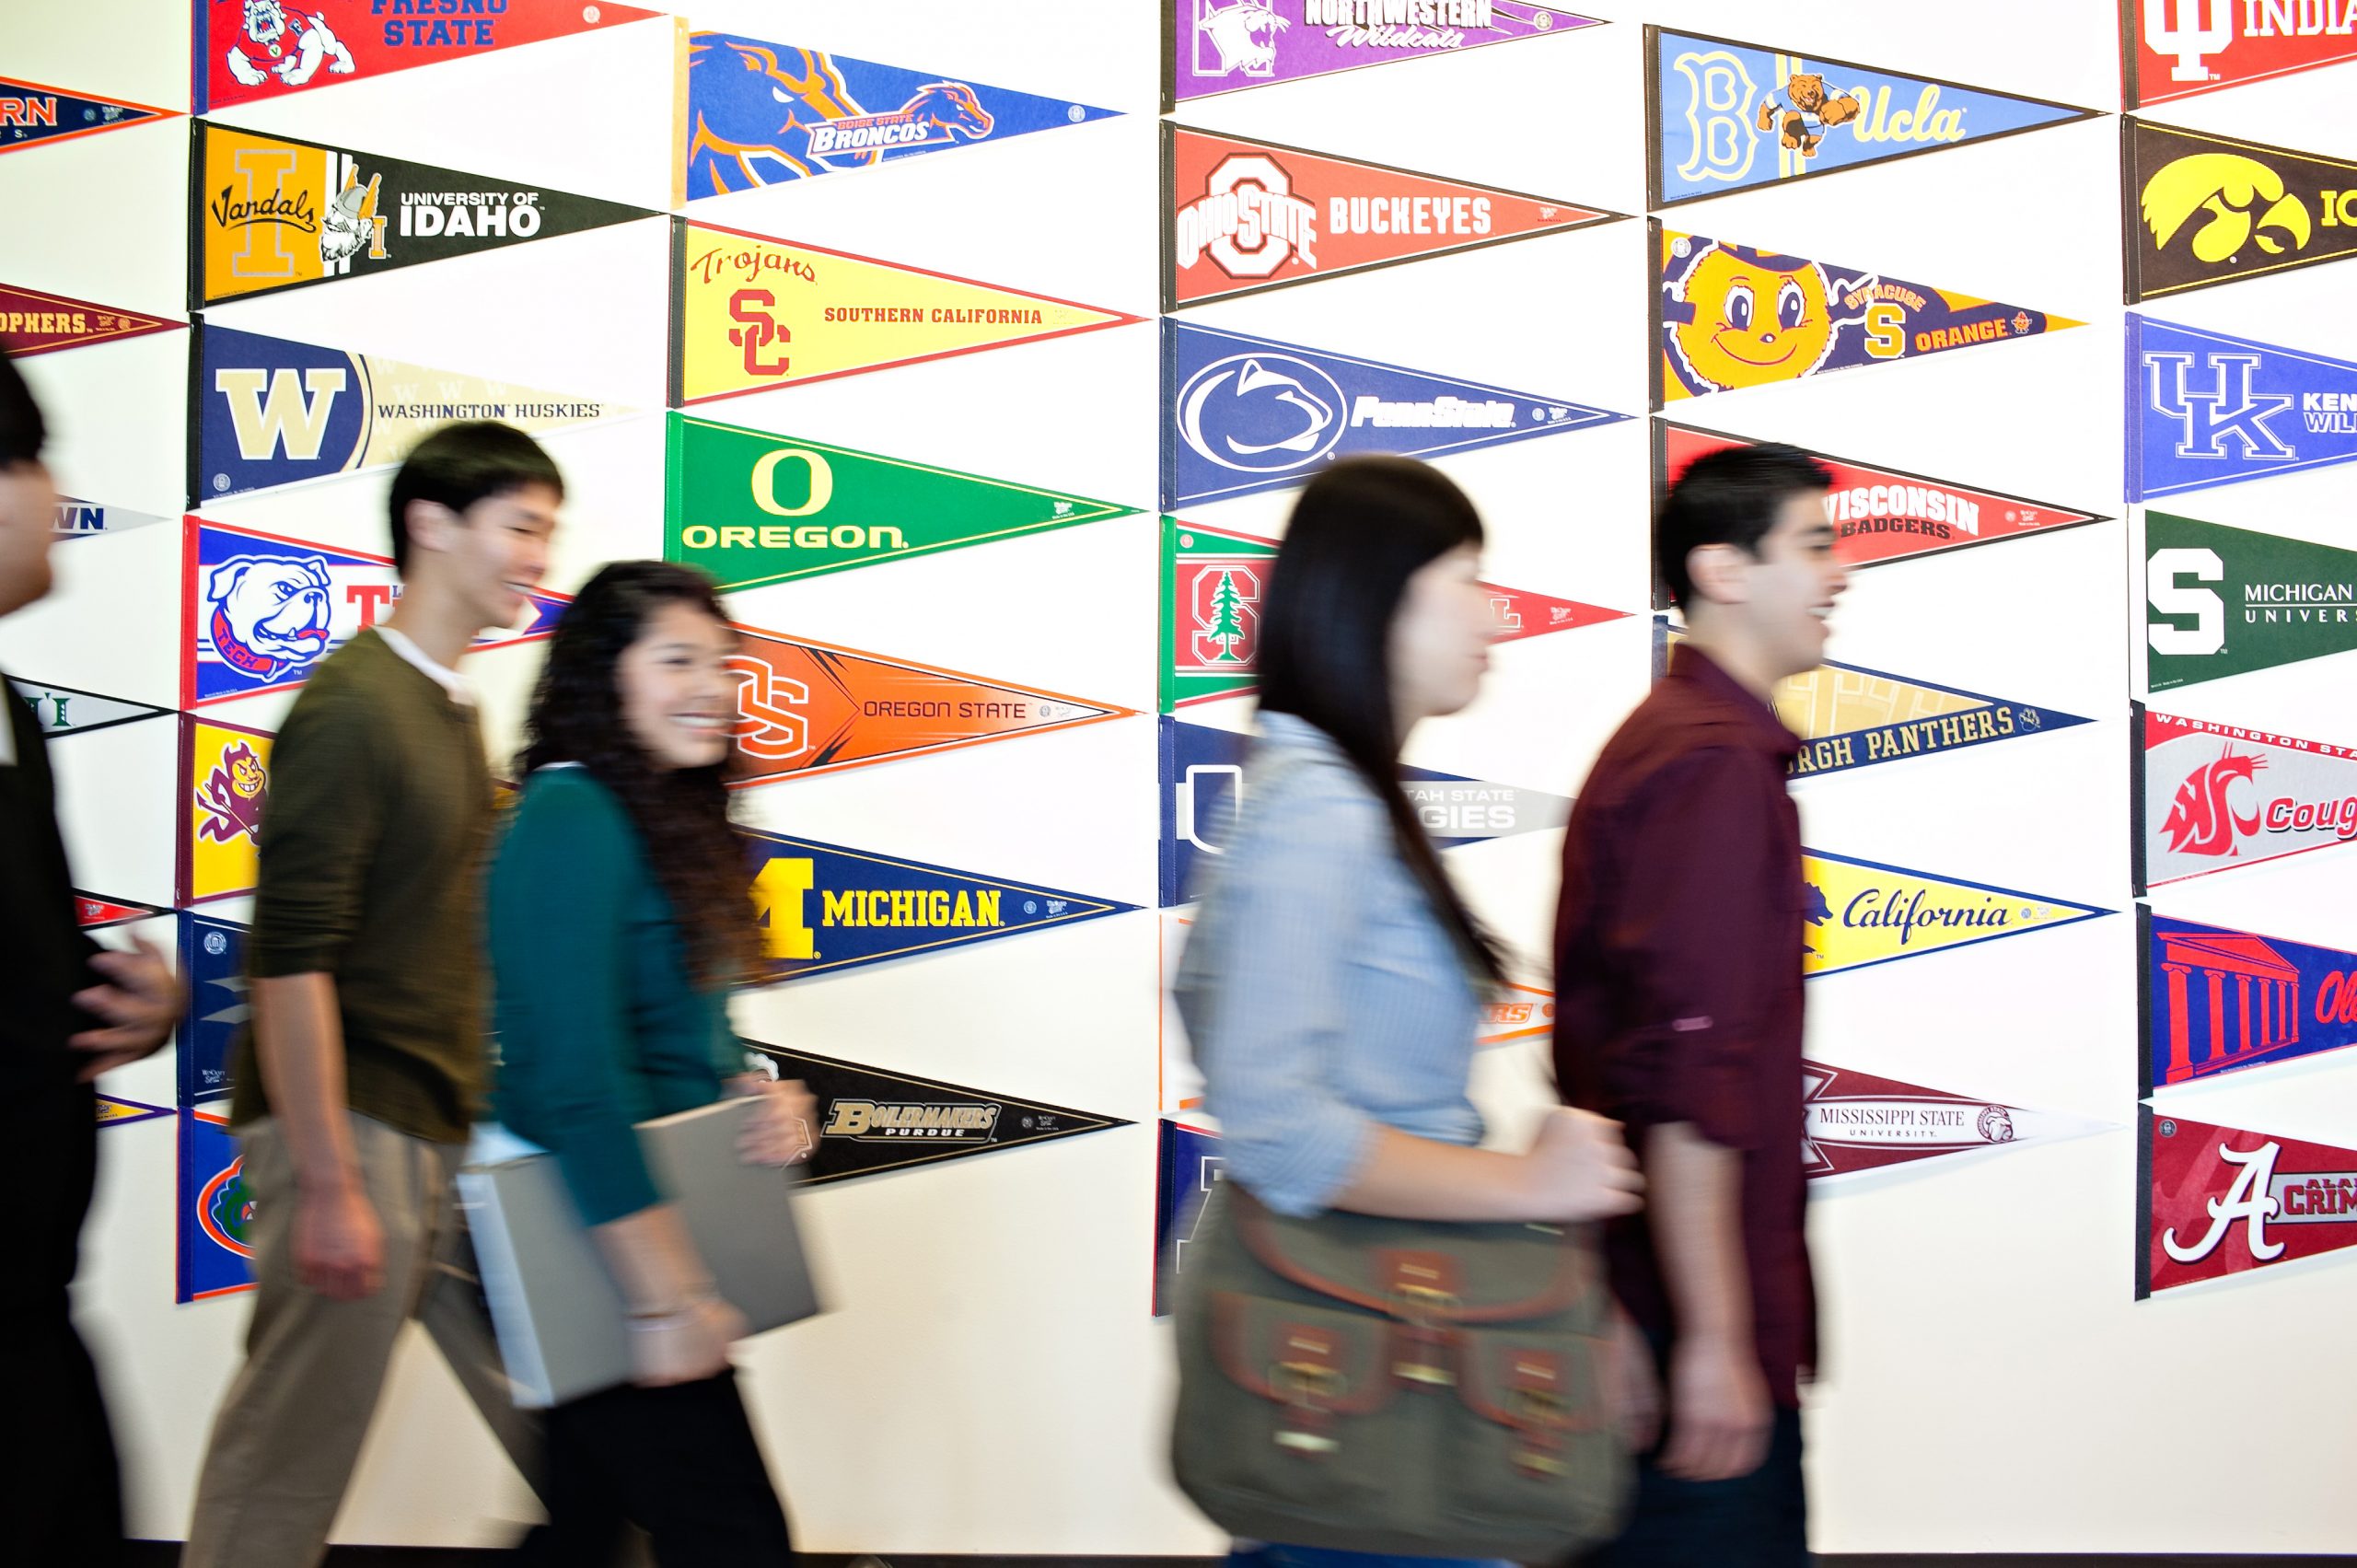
518;561;758;988
1256;456;1505;984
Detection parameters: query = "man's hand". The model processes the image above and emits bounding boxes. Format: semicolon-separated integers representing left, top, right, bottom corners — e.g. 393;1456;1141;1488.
734;1075;817;1167
1659;1332;1771;1482
294;1182;385;1301
70;936;182;1082
1608;1312;1662;1454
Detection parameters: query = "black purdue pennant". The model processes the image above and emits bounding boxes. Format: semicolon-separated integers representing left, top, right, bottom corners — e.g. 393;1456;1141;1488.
2126;117;2357;302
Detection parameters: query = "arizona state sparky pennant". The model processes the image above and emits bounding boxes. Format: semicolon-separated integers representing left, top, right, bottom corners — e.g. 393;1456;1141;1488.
0;77;171;153
1804;1058;2107;1181
179;713;274;907
2128;314;2357;502
1155;1118;1224;1317
0;283;179;357
2125;118;2357;302
2140;1104;2357;1297
2124;0;2357;109
180;912;248;1109
55;497;174;541
2145;511;2357;692
2134;703;2357;892
2142;908;2357;1096
97;1095;170;1128
1802;849;2107;978
9;678;169;738
1166;1;1605;109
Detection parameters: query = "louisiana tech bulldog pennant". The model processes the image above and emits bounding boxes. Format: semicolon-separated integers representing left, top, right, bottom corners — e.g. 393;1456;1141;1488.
1802;848;2107;979
0;77;172;154
1166;1;1605;108
77;892;171;929
2139;1105;2357;1297
1162;319;1624;509
681;31;1116;201
196;0;659;112
2126;119;2357;302
2125;0;2357;108
2146;511;2357;692
1655;224;2078;406
9;678;169;738
2135;704;2357;891
178;1109;255;1302
1163;122;1620;310
0;283;179;358
665;413;1134;588
2128;315;2357;501
1647;28;2092;208
2142;909;2357;1096
748;829;1134;982
1155;1118;1223;1317
1803;1058;2107;1181
179;713;273;907
670;219;1138;404
98;1095;170;1129
193;120;654;307
55;496;174;541
180;912;248;1109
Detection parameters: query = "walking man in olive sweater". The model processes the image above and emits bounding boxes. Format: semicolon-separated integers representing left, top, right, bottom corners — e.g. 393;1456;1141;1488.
183;424;562;1568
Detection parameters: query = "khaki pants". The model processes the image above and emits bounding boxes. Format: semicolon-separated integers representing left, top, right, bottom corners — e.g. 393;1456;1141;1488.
181;1111;541;1568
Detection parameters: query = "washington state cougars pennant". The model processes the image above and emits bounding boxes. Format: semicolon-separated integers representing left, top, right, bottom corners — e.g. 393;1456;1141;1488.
2126;119;2357;302
2128;315;2357;501
0;77;171;153
193;320;626;502
670;219;1138;404
2142;908;2357;1096
179;1109;255;1302
179;713;273;907
2125;0;2357;109
1162;123;1619;310
55;496;174;541
1155;1118;1223;1316
97;1095;170;1129
192;120;653;307
1647;28;2092;208
10;678;170;738
742;1040;1128;1185
1803;1058;2107;1181
681;31;1117;201
2134;704;2357;891
180;912;248;1109
78;892;170;929
195;0;659;112
2139;1104;2357;1296
665;413;1135;588
0;284;179;358
1655;224;2078;407
1802;849;2107;979
748;829;1134;982
1163;319;1624;509
2145;511;2357;692
1166;1;1605;108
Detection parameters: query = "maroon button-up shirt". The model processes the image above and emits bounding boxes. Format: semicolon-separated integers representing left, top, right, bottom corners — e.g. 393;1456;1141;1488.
1552;645;1816;1406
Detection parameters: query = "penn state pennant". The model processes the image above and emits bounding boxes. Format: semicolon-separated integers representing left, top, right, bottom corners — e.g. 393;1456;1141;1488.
77;892;170;929
0;284;179;358
97;1095;170;1128
2142;909;2357;1096
179;713;274;907
2146;511;2357;692
0;77;171;153
2140;1105;2357;1297
1648;28;2093;207
10;678;169;738
1802;849;2107;979
178;1109;256;1302
665;413;1135;589
1166;1;1606;109
1155;1118;1223;1317
2125;0;2357;109
2134;703;2357;892
681;31;1117;201
180;912;247;1109
2126;119;2357;302
55;496;175;541
1803;1058;2107;1181
1162;319;1625;509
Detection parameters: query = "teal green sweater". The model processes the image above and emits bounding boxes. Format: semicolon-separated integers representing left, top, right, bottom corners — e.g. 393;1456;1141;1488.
487;767;741;1225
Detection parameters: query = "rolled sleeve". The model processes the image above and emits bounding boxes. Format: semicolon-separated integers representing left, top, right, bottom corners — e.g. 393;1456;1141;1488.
249;689;385;979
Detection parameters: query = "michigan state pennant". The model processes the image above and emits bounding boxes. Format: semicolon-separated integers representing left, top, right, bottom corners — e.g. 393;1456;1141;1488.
2145;511;2357;692
1648;27;2092;207
55;496;175;541
2125;0;2357;109
681;31;1117;200
179;1109;256;1302
1166;1;1606;109
9;678;169;738
180;912;248;1109
0;77;172;153
1804;1058;2107;1181
2134;703;2357;892
0;283;179;357
2140;1105;2357;1297
2126;119;2357;302
665;413;1135;588
192;120;654;307
2128;315;2357;502
2142;908;2357;1096
179;713;273;907
1155;1118;1224;1316
1802;849;2107;978
98;1095;170;1128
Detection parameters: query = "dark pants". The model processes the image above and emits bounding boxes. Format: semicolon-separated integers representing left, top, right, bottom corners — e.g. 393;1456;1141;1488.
522;1370;792;1567
1585;1402;1807;1568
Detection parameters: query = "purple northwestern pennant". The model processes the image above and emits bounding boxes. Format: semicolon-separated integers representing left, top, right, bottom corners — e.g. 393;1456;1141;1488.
1167;2;1605;108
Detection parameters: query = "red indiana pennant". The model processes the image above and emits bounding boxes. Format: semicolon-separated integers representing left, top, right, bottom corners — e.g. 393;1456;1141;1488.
2140;1105;2357;1295
0;283;179;357
2125;0;2357;108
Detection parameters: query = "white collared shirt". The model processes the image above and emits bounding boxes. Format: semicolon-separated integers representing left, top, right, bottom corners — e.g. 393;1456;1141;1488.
375;625;476;706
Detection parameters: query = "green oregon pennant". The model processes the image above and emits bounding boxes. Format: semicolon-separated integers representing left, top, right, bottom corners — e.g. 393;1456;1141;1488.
2146;510;2357;692
2126;118;2357;302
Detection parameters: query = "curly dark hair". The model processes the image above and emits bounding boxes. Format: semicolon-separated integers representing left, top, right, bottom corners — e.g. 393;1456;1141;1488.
517;561;759;989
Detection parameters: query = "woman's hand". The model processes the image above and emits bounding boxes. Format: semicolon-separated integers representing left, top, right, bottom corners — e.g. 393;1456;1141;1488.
627;1293;749;1387
734;1074;817;1167
1521;1107;1644;1223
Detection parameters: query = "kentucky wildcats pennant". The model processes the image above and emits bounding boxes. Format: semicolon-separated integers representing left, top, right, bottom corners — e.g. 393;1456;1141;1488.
0;77;171;154
2142;908;2357;1096
55;496;174;541
1655;224;2078;406
2126;119;2357;302
179;714;273;908
1804;1058;2107;1182
682;31;1117;201
1163;122;1620;310
193;120;654;307
77;893;170;929
178;1109;255;1302
2135;704;2357;892
2140;1104;2357;1297
1802;848;2107;979
10;678;169;738
1155;1118;1224;1317
1648;28;2092;208
1163;319;1625;509
179;912;247;1109
2146;511;2357;693
2126;0;2357;109
97;1095;170;1129
2128;315;2357;502
748;829;1134;983
0;284;179;358
1167;2;1605;109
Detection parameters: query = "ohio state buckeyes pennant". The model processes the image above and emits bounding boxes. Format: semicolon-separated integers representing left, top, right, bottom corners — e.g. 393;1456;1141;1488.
0;284;179;357
2142;908;2357;1096
77;892;170;929
180;912;247;1109
2134;703;2357;892
2129;315;2357;502
0;77;171;153
2145;511;2357;692
55;496;174;541
1802;849;2108;979
1804;1058;2107;1181
1166;1;1606;110
97;1095;170;1128
2126;119;2357;302
178;1109;255;1302
179;713;273;908
1155;1117;1224;1317
9;678;170;738
2125;0;2357;109
2140;1104;2357;1297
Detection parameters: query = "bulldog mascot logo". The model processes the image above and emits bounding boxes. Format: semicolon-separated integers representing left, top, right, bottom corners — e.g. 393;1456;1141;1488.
222;0;356;90
203;552;334;682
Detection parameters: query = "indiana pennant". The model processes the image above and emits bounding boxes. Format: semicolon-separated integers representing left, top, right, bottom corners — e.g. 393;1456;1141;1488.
1655;223;2078;407
180;912;248;1109
178;1109;255;1302
2140;1104;2357;1296
179;713;273;907
1804;1058;2107;1181
1155;1118;1224;1317
1166;2;1606;109
1802;849;2107;978
1648;27;2093;207
2128;314;2357;502
2146;511;2357;692
55;496;175;541
2125;0;2357;109
97;1095;170;1128
0;283;178;357
2142;908;2357;1095
1163;122;1620;309
77;892;170;929
9;678;169;738
2126;118;2357;301
0;78;171;153
2134;703;2357;892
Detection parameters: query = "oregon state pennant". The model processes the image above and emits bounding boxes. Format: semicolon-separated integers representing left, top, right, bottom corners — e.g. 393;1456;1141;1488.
2126;118;2357;302
178;713;273;907
2125;0;2357;109
2142;908;2357;1096
180;912;248;1109
1155;1118;1224;1317
0;77;171;153
2134;703;2357;892
2128;314;2357;502
1166;2;1605;109
9;678;169;738
2140;1105;2357;1297
1804;1058;2107;1181
1802;848;2107;978
178;1109;255;1302
2145;510;2357;692
0;283;178;357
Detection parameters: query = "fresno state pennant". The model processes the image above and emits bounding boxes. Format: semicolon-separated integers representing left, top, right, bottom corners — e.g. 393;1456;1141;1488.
2128;314;2357;502
1163;122;1620;310
2125;0;2357;108
1802;848;2108;978
9;678;169;738
77;892;170;929
682;31;1117;200
195;0;659;112
670;219;1138;404
1655;223;2078;406
98;1095;170;1128
1166;1;1605;109
0;283;178;357
2145;511;2357;692
180;912;248;1109
2142;908;2357;1095
1648;28;2093;207
178;1109;256;1302
179;714;274;907
2140;1105;2357;1297
2135;704;2357;891
56;497;175;541
0;78;171;154
1155;1118;1224;1317
1804;1058;2107;1180
665;413;1134;588
2126;119;2357;302
193;120;653;307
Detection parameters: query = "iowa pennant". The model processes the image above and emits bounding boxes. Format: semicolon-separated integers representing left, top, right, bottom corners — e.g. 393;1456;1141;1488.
0;77;171;153
193;120;654;307
2142;909;2357;1095
77;892;170;929
0;284;178;357
180;912;248;1109
2140;1105;2357;1297
2129;315;2357;503
1155;1118;1224;1316
1163;122;1620;309
1804;1058;2107;1181
178;1109;255;1302
55;496;175;541
1648;27;2092;207
97;1095;169;1128
9;678;169;738
2126;0;2357;109
2145;511;2357;692
1655;223;2078;406
179;713;273;907
1167;2;1605;108
2135;704;2357;891
2126;119;2357;302
1802;849;2107;978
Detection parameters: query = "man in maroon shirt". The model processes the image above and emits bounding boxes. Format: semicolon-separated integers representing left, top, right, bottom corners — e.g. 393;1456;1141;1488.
1554;443;1844;1565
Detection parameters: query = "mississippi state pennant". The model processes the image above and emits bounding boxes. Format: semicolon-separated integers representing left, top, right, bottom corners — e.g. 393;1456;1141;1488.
0;77;172;153
2140;1104;2357;1297
2124;0;2357;109
2142;908;2357;1096
2134;703;2357;892
2126;118;2357;302
1805;1058;2107;1181
0;284;178;357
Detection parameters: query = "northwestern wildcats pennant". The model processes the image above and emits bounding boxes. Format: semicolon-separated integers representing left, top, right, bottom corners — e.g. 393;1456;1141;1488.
1802;849;2107;978
0;77;171;153
2135;704;2357;891
55;496;174;541
179;713;274;907
1804;1058;2107;1180
180;912;247;1109
2128;314;2357;502
2127;118;2357;301
178;1109;255;1302
2142;909;2357;1095
2126;0;2357;109
2140;1105;2357;1297
10;679;169;738
2146;511;2357;692
1167;1;1605;109
1155;1118;1224;1316
0;284;178;357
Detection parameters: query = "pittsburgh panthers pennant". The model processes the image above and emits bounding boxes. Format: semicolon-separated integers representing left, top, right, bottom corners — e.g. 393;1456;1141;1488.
2128;314;2357;502
1163;122;1620;310
2146;511;2357;693
1655;223;2078;407
2126;119;2357;302
1802;848;2107;979
665;413;1135;588
55;496;174;541
1166;1;1605;109
1155;1118;1223;1317
681;31;1117;201
1804;1058;2107;1181
2142;909;2357;1096
178;1109;255;1302
1163;319;1625;509
2140;1105;2357;1297
0;283;178;357
193;120;654;307
1648;27;2092;207
180;912;247;1109
2135;703;2357;892
97;1095;170;1128
10;678;169;738
77;892;169;929
2126;0;2357;108
0;77;171;153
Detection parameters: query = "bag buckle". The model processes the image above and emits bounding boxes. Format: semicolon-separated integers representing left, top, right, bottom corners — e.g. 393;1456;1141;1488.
1270;1361;1344;1455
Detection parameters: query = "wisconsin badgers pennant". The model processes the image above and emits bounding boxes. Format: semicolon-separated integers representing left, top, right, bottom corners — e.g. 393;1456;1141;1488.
0;284;178;357
1166;1;1606;109
2126;118;2357;301
0;78;171;153
1804;1058;2107;1181
2142;908;2357;1095
179;713;274;907
1155;1118;1224;1317
1802;848;2108;978
180;912;248;1109
55;496;175;541
2145;510;2357;692
77;892;170;929
2125;0;2357;109
2140;1104;2357;1296
2135;703;2357;891
97;1095;170;1128
9;678;170;738
2128;314;2357;502
178;1109;255;1302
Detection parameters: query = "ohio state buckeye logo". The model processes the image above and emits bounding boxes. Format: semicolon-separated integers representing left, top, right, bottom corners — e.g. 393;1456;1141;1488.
1173;153;1318;279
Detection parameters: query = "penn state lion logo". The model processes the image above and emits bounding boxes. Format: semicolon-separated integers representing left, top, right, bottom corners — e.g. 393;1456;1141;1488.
2142;154;2311;265
197;742;271;846
204;552;333;682
1175;354;1342;475
222;0;355;90
684;35;997;196
2163;743;2266;858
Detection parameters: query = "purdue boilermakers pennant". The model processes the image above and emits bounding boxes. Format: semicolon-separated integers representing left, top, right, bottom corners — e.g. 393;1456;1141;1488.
2142;909;2357;1095
1802;848;2107;979
2128;314;2357;501
178;1109;255;1302
0;284;178;357
2126;119;2357;302
0;77;171;153
2135;704;2357;891
10;678;170;738
2140;1104;2357;1297
2125;0;2357;109
180;912;248;1109
179;713;273;907
2145;511;2357;692
1167;1;1605;109
1804;1058;2107;1181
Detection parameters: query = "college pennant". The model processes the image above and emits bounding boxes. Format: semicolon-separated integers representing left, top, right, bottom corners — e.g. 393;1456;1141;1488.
0;283;179;358
1654;223;2079;407
192;120;655;308
1166;1;1606;108
2142;908;2357;1095
180;912;248;1109
97;1095;170;1128
1802;849;2108;979
2133;703;2357;892
2124;0;2357;109
77;892;171;929
1163;122;1620;310
2125;118;2357;302
179;713;273;907
0;77;172;153
1155;1118;1224;1316
178;1109;255;1302
55;496;175;541
1648;28;2093;207
1803;1058;2107;1181
2145;511;2357;692
2127;314;2357;502
9;678;170;738
2140;1104;2357;1297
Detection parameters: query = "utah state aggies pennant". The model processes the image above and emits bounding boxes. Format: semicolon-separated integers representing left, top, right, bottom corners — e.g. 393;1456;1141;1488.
0;283;178;357
1801;849;2107;978
2126;118;2357;302
2142;908;2357;1095
2135;704;2357;891
1804;1058;2107;1181
2140;1105;2357;1297
1167;1;1605;109
2125;0;2357;109
2145;511;2357;693
2128;314;2357;502
179;1109;255;1302
0;77;171;154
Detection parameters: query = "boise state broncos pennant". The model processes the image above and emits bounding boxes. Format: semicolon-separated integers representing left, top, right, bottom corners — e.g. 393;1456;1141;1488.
2142;908;2357;1096
180;912;247;1109
0;283;179;358
0;77;171;154
9;678;169;738
2128;314;2357;502
2126;119;2357;302
2125;0;2357;109
2134;704;2357;892
179;713;274;907
1155;1118;1224;1317
1166;1;1605;109
179;1109;255;1302
2140;1105;2357;1297
2145;511;2357;693
1801;849;2107;979
1803;1058;2107;1181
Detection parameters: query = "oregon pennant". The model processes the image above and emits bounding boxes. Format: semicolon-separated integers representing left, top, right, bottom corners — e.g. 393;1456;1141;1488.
77;892;170;929
179;713;273;907
2142;908;2357;1095
1164;319;1625;509
2126;0;2357;109
193;120;654;307
9;678;169;738
2128;314;2357;502
178;1109;255;1302
196;0;660;112
682;31;1117;200
2146;511;2357;692
1155;1118;1224;1317
671;219;1137;404
1167;2;1605;109
1801;848;2107;978
97;1095;169;1129
1648;27;2092;207
2126;119;2357;302
1655;222;2078;407
665;413;1134;588
56;496;175;541
2140;1104;2357;1297
2134;703;2357;892
1804;1058;2107;1181
179;912;248;1109
0;283;178;357
1164;122;1620;309
0;77;171;153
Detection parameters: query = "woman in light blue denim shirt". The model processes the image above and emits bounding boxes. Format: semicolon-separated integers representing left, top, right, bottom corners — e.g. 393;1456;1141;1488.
1173;457;1643;1568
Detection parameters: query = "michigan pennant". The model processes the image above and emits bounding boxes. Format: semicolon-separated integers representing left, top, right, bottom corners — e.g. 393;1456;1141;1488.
97;1095;170;1128
2126;119;2357;302
2128;314;2357;502
1155;1118;1224;1317
180;912;248;1109
2142;909;2357;1095
2125;0;2357;109
178;1109;255;1302
1648;28;2093;207
0;77;171;153
0;284;178;357
10;678;169;738
77;892;169;929
55;496;174;541
1163;122;1620;310
1804;1058;2107;1181
2135;704;2357;891
2140;1105;2357;1297
179;713;273;907
1802;849;2107;978
1655;224;2078;406
2146;511;2357;692
1167;1;1605;108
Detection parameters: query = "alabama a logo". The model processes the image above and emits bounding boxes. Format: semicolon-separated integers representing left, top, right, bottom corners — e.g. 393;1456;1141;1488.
2126;0;2357;109
2143;909;2357;1095
0;77;171;153
2145;510;2357;692
180;714;275;907
2129;314;2357;502
2127;118;2357;302
2140;1105;2357;1296
1801;849;2107;978
1167;2;1605;108
2136;704;2357;890
0;283;179;358
1803;1059;2107;1181
179;1109;256;1302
